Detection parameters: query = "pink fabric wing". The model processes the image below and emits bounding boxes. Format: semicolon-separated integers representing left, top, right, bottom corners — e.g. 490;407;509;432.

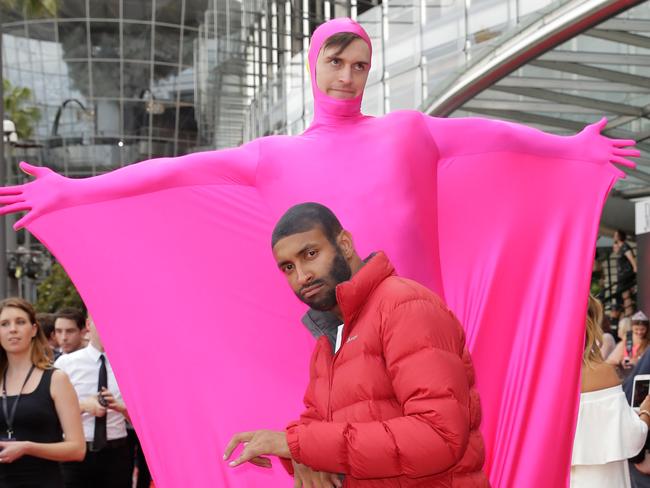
437;150;619;487
28;184;313;487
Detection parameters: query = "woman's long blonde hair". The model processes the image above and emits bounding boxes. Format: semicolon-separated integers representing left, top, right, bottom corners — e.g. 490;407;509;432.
584;295;604;366
0;298;52;375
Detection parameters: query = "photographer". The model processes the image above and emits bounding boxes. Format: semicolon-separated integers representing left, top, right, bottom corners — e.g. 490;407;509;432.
54;316;131;488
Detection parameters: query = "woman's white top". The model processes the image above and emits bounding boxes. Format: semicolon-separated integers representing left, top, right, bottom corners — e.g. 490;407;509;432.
571;385;647;488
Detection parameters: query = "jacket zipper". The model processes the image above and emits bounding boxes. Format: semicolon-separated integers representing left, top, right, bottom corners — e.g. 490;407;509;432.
327;325;352;420
327;340;335;421
328;291;350;421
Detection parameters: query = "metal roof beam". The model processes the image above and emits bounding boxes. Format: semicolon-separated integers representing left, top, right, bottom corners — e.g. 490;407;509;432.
465;98;602;113
539;50;650;65
496;75;650;92
585;28;650;48
490;85;645;116
529;59;650;88
636;129;650;143
598;18;650;31
622;166;650;184
606;115;641;128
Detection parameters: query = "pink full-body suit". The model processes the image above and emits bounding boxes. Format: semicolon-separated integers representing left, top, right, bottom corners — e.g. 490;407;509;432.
0;18;638;488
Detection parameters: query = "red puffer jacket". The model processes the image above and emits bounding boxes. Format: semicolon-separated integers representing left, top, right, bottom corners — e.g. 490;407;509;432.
285;252;488;487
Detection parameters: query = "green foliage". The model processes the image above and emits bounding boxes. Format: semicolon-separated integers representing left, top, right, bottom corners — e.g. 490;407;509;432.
35;262;84;313
0;0;58;17
3;79;41;139
590;280;603;297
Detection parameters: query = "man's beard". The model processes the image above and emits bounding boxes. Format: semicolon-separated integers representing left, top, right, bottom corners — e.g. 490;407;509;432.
297;247;351;311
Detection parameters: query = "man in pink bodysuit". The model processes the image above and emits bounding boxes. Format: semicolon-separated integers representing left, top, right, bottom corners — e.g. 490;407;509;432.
0;17;639;488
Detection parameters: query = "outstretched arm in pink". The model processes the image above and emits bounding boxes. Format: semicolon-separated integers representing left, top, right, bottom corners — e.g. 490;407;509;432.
0;141;259;229
424;115;638;173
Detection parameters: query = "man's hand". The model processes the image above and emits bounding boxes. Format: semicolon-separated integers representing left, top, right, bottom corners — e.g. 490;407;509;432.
223;430;290;468
293;460;342;488
80;396;107;418
99;388;128;416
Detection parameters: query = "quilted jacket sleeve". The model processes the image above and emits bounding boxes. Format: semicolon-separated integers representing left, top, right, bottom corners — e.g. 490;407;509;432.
280;402;324;475
286;298;472;478
280;346;327;475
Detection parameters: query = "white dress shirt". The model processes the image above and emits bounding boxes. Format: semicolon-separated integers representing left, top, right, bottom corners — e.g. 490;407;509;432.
54;343;127;441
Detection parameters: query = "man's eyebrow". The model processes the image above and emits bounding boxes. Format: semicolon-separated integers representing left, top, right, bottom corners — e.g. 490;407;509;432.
324;55;369;65
298;242;319;255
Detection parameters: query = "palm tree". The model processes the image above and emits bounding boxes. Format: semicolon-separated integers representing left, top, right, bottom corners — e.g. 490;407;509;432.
0;0;57;16
0;0;58;296
3;79;41;139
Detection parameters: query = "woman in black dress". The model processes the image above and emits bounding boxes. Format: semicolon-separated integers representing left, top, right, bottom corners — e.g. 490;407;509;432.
0;297;85;487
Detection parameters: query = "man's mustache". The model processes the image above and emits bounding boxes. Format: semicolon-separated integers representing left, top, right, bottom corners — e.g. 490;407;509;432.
299;279;327;296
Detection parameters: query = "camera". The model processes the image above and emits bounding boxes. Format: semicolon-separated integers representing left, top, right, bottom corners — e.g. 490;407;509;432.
97;391;109;407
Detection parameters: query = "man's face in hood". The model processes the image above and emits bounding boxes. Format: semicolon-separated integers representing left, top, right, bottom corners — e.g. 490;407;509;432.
316;37;371;100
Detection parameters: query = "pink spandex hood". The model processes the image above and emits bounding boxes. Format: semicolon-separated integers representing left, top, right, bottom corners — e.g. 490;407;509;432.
307;18;371;124
0;17;639;488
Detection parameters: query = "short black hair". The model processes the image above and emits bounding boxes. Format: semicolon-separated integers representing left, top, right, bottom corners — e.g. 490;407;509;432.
272;203;343;248
54;307;86;330
616;229;627;241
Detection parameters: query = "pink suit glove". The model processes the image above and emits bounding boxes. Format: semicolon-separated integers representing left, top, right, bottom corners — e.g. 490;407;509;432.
0;162;75;230
573;117;639;175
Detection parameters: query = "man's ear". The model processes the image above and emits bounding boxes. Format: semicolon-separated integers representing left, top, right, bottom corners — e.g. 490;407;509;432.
337;230;355;258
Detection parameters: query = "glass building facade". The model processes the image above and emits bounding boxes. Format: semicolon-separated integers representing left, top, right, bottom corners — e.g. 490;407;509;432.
1;0;211;177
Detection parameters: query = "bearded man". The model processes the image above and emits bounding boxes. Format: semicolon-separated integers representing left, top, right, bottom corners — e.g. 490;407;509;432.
224;202;488;488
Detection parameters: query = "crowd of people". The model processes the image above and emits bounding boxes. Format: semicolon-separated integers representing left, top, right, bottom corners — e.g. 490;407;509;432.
0;298;150;488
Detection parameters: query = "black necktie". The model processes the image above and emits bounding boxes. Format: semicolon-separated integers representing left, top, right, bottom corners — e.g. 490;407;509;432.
93;354;108;451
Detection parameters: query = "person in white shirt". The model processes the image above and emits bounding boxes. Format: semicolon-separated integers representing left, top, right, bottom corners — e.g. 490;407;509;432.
54;316;131;488
571;296;650;488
